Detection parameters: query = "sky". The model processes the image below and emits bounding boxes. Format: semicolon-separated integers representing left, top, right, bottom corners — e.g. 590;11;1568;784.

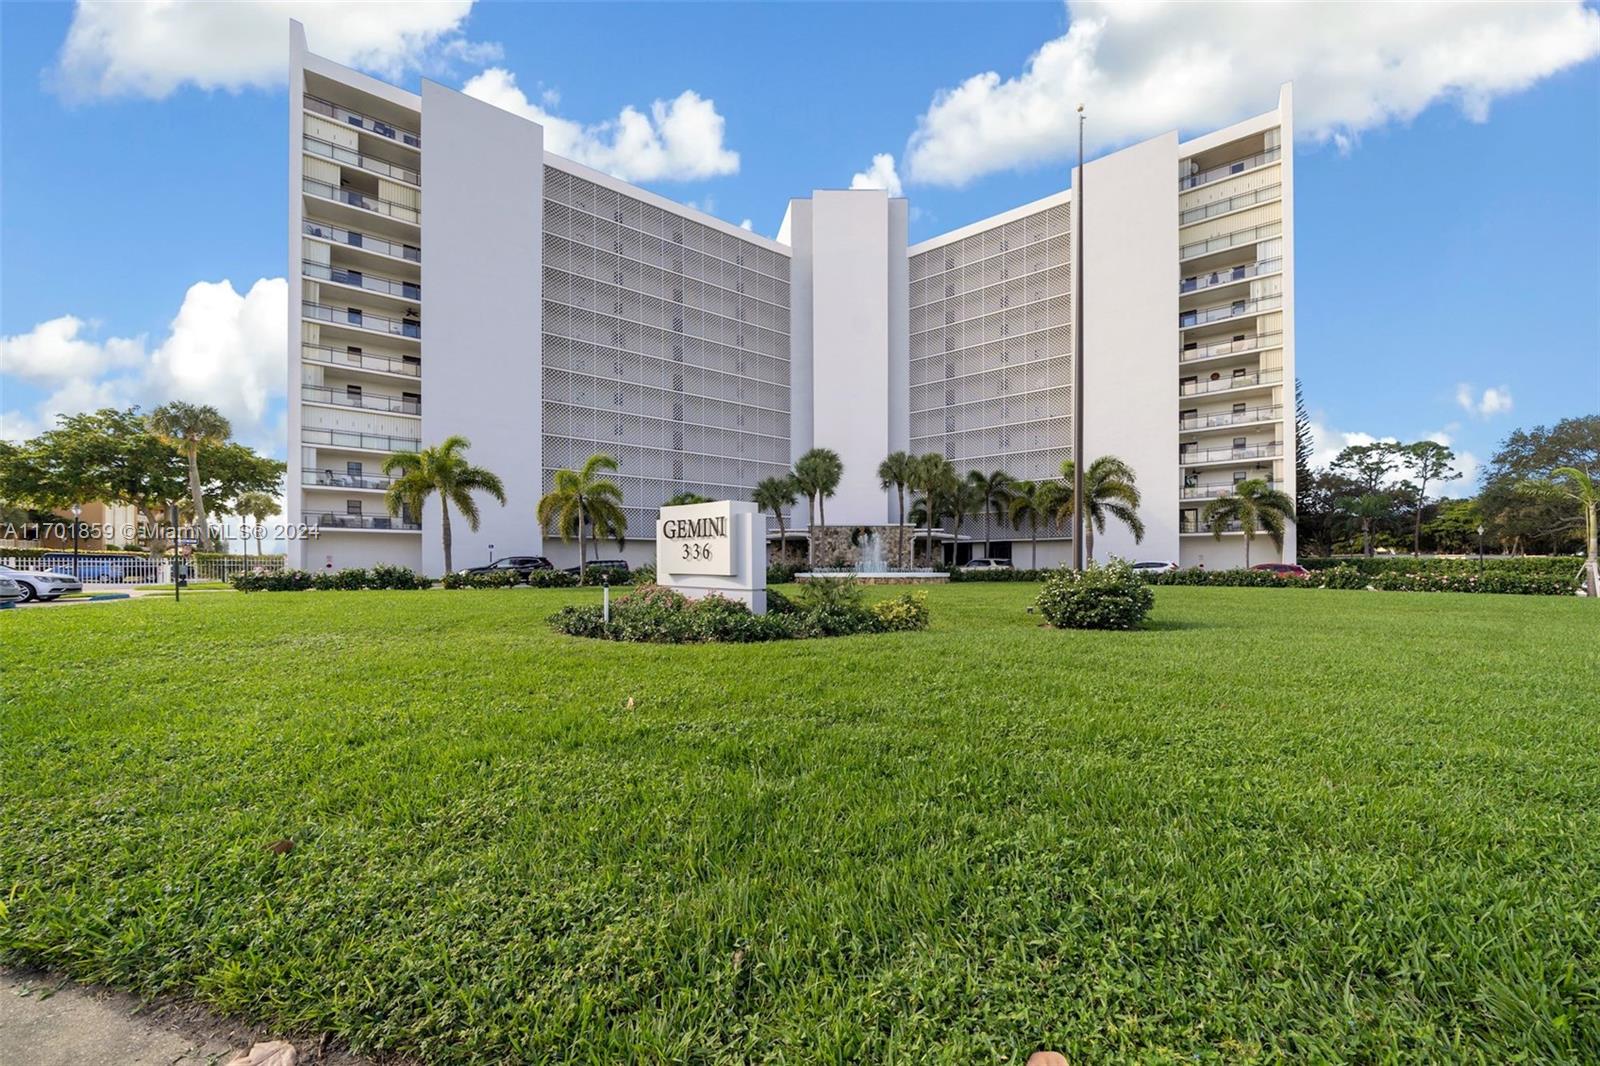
3;0;1599;528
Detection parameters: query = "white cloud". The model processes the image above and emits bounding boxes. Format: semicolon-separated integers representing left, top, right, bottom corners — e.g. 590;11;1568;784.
0;278;287;446
1308;419;1482;496
1455;383;1514;417
905;1;1600;186
850;153;904;197
54;1;495;100
462;67;739;182
1309;420;1394;471
739;219;753;231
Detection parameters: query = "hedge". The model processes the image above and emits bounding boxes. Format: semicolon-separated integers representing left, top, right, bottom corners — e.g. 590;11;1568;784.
1144;565;1578;596
1299;555;1580;578
233;565;432;592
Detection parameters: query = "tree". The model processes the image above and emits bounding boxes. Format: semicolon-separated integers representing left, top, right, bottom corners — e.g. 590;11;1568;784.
1520;467;1599;598
966;469;1014;560
1006;480;1059;569
537;452;625;581
910;452;955;567
1053;456;1145;563
1338;492;1393;557
147;402;232;550
1479;416;1599;554
1398;440;1459;554
948;476;986;561
384;436;507;575
664;491;711;506
235;492;279;557
877;450;917;565
792;447;843;567
1294;378;1314;515
752;475;798;564
1201;478;1296;567
1424;498;1484;555
1330;442;1399;495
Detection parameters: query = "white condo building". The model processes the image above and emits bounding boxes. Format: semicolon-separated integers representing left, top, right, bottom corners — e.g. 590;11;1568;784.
287;22;1295;573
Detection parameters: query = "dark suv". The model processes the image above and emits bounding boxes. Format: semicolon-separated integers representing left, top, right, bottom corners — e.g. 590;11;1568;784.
460;556;553;578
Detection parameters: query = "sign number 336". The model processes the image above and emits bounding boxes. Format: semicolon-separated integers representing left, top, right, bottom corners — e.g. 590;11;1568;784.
680;542;713;561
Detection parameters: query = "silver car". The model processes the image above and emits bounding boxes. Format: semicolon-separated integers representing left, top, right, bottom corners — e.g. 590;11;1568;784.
0;577;24;606
0;565;84;602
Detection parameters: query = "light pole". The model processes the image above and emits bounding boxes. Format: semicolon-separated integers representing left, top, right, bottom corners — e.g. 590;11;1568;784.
169;502;181;603
1476;524;1485;577
488;543;495;565
70;503;82;579
1071;103;1086;570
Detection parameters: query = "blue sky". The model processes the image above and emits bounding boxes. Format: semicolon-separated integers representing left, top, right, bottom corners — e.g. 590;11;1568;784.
3;1;1598;502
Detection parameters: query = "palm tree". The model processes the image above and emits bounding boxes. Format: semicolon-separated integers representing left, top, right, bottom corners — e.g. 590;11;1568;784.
537;453;626;582
910;452;955;567
1006;480;1060;569
147;401;231;550
792;447;843;567
966;469;1014;560
383;436;506;575
1520;466;1599;598
1338;493;1392;557
752;475;799;565
664;491;711;506
877;450;917;566
1201;478;1296;567
1053;456;1145;563
949;477;986;563
235;491;278;557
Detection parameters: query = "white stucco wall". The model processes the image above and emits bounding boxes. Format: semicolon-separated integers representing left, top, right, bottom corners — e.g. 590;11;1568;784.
1079;131;1181;565
419;81;544;575
785;199;815;464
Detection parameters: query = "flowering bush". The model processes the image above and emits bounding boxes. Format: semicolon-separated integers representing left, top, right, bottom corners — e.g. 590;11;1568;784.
871;591;930;632
1035;560;1154;631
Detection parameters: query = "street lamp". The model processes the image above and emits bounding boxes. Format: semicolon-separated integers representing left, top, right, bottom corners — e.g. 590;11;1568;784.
1476;524;1485;576
70;503;82;579
488;543;495;565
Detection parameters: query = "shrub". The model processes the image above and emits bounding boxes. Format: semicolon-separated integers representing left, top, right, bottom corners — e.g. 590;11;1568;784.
525;568;579;588
630;564;656;586
368;564;432;590
231;569;316;593
767;562;803;585
1141;564;1575;595
871;591;929;632
1144;568;1297;588
1318;565;1370;591
947;567;1047;582
1299;555;1578;578
441;570;520;589
1036;559;1154;631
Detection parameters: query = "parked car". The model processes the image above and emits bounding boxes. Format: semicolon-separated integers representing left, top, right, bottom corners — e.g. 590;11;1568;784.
0;565;84;602
459;555;553;578
1131;560;1179;575
0;577;25;607
1251;562;1311;578
564;559;630;578
960;558;1013;572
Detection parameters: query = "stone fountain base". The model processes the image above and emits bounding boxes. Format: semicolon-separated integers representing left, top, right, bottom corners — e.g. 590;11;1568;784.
795;571;949;585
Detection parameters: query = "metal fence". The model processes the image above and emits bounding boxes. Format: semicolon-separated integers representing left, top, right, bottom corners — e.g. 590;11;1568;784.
1;553;284;585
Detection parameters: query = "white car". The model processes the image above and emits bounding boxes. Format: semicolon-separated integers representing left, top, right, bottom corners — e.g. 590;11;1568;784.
0;577;24;606
0;565;84;602
1131;560;1179;575
961;558;1014;572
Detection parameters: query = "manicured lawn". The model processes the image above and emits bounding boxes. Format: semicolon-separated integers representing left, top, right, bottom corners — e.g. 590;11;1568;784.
2;585;1596;1062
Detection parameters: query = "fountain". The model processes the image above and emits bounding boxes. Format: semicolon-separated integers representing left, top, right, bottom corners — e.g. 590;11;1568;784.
794;525;949;585
856;530;888;574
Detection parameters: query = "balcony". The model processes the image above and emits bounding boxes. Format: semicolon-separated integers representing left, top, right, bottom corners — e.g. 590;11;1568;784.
304;134;420;186
302;427;421;453
1180;442;1283;465
1180;146;1281;190
305;94;420;149
1181;258;1281;295
1180;294;1282;328
1181;518;1243;534
302;343;419;378
1181;221;1281;262
306;511;420;532
1181;480;1282;501
1179;369;1283;397
303;177;419;226
1180;183;1282;226
303;260;420;301
303;220;419;263
303;301;419;339
303;468;396;491
1179;405;1283;431
1180;331;1283;364
302;384;419;415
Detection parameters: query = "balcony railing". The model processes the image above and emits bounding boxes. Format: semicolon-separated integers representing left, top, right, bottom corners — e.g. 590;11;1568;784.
1180;294;1282;328
1181;258;1281;295
1181;480;1281;501
303;177;419;225
306;511;420;532
1180;183;1282;226
305;94;421;149
1181;518;1243;534
302;427;421;453
1180;146;1281;190
302;384;419;415
303;467;396;491
303;260;420;301
1180;331;1283;363
1180;442;1284;465
301;343;419;377
303;220;419;262
1179;405;1283;431
1179;369;1283;397
1181;221;1282;261
303;301;419;338
304;135;420;186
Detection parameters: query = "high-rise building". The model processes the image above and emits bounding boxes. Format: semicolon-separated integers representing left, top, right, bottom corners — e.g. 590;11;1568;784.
287;22;1294;573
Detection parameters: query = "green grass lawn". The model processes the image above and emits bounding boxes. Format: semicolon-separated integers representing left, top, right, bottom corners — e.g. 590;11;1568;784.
2;585;1596;1062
